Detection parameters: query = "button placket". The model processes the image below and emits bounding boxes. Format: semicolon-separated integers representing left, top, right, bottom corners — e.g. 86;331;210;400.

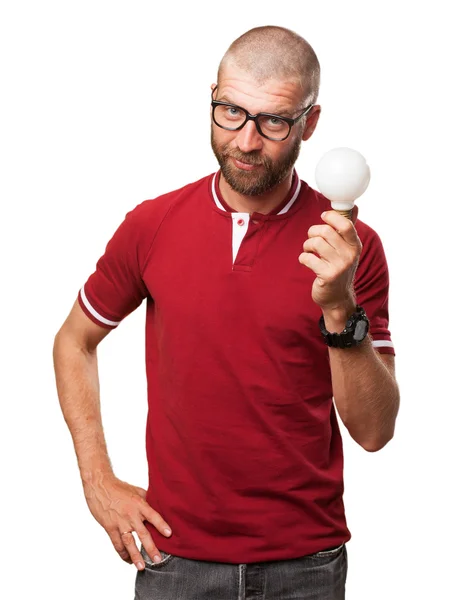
231;212;250;266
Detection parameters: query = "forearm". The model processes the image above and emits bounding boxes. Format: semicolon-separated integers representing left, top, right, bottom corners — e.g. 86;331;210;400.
53;334;114;484
323;300;400;451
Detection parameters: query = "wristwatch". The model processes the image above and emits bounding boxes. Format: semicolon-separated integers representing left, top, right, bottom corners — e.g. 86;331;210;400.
319;304;370;348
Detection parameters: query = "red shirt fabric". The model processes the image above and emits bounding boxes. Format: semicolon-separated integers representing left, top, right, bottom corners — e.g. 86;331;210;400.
78;170;395;564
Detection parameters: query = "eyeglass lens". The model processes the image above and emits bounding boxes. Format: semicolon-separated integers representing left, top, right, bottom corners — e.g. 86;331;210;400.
213;105;290;140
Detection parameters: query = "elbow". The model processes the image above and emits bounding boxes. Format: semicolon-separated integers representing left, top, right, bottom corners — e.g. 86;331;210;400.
363;441;387;453
362;431;395;453
363;392;400;453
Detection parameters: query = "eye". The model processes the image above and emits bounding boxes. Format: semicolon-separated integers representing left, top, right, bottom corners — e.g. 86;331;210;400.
225;106;241;118
260;115;287;131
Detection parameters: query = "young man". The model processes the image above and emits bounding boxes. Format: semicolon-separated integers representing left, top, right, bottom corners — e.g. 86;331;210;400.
53;25;399;600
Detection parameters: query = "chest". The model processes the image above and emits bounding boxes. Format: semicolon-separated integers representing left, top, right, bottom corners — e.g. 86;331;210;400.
143;210;326;350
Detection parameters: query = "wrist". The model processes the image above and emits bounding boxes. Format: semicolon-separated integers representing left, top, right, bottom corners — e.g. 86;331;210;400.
80;463;115;486
321;296;357;333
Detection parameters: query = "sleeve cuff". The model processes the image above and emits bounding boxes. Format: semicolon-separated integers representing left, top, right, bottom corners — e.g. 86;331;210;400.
371;339;395;355
77;286;121;329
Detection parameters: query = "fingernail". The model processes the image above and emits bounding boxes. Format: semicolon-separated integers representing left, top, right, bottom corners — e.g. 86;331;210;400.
153;555;161;563
164;528;172;536
137;561;144;570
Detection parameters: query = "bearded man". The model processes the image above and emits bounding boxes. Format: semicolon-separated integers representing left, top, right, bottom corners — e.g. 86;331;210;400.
54;25;399;600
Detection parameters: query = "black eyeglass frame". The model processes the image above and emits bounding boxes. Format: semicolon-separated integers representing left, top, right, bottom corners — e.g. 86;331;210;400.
211;85;315;142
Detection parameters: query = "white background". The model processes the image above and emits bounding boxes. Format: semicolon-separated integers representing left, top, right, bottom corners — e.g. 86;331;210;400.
1;1;468;598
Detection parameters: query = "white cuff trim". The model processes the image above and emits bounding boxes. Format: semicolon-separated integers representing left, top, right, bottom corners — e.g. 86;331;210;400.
80;286;120;327
372;340;394;348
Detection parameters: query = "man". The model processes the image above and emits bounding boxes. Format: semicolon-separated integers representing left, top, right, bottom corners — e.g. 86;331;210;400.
53;25;399;600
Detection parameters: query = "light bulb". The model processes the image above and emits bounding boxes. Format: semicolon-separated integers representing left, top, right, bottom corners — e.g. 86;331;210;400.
315;147;371;220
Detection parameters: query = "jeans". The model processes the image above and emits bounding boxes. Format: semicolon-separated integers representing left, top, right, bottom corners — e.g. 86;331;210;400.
134;542;347;599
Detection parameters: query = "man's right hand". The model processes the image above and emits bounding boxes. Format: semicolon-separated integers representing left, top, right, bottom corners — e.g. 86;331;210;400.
82;474;172;571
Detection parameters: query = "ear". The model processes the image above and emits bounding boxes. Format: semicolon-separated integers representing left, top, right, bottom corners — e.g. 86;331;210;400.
302;105;321;141
210;84;217;117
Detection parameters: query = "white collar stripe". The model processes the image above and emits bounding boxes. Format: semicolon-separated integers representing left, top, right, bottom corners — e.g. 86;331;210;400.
211;172;301;215
277;175;301;214
211;174;225;211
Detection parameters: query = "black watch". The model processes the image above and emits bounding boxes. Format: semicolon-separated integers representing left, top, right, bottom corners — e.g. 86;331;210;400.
319;304;370;348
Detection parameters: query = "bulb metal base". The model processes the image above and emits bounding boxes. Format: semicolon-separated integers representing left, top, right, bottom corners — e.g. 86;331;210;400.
334;208;353;220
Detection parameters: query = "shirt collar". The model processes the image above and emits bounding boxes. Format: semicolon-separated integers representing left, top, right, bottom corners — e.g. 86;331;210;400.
211;169;301;216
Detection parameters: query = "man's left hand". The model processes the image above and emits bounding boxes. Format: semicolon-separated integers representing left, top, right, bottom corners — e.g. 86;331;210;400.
298;205;362;310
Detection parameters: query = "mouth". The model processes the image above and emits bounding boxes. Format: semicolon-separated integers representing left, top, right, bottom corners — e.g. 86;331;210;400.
231;157;262;171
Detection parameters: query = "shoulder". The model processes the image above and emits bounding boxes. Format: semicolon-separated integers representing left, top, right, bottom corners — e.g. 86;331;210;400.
127;173;214;225
106;174;214;266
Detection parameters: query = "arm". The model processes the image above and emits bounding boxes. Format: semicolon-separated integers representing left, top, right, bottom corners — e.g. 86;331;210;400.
53;298;173;569
53;298;114;484
56;204;174;570
323;299;400;452
55;202;152;478
299;207;399;452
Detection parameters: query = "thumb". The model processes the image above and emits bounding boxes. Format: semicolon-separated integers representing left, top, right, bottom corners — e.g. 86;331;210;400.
352;204;359;224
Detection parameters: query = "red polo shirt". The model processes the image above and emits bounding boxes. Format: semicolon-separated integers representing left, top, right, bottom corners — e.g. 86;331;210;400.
78;170;395;564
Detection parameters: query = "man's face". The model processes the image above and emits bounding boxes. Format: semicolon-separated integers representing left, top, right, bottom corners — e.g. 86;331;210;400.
210;66;314;196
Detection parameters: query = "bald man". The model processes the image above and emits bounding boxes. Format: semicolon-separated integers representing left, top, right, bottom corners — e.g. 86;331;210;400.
54;25;399;600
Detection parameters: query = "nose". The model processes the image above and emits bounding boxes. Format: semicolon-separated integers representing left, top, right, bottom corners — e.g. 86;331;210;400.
236;120;263;153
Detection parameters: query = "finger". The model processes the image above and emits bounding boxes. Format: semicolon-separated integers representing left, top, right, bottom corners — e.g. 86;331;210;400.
110;530;134;564
120;530;146;571
307;224;350;257
133;523;164;565
143;505;173;539
298;251;328;276
303;236;337;263
320;211;358;245
120;551;133;564
307;224;342;247
134;486;147;500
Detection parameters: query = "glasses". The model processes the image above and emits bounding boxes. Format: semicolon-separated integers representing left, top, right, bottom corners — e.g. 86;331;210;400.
211;86;314;142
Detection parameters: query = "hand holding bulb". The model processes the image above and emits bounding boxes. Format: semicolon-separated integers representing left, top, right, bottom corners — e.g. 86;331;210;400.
298;147;369;310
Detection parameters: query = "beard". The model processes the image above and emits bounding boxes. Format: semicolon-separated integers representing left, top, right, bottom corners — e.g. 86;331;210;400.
210;127;302;196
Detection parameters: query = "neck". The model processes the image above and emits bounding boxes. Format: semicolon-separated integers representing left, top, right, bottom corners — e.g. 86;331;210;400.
218;169;294;215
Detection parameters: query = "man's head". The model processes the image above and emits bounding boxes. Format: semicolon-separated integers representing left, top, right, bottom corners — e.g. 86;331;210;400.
211;26;321;196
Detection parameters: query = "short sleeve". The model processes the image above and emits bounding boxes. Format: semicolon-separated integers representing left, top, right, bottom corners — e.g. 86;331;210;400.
77;205;152;329
354;224;395;356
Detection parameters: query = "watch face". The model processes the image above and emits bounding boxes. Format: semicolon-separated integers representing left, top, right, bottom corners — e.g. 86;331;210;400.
353;319;369;341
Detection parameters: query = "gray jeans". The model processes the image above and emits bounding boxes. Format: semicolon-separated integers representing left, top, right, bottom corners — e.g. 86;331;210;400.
134;542;347;599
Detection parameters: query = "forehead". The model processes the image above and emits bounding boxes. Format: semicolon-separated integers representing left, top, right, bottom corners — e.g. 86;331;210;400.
217;64;303;115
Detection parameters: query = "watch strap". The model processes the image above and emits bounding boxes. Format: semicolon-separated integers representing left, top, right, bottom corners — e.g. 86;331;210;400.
319;304;369;348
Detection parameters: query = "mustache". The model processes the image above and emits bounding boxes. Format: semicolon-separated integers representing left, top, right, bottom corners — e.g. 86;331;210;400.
224;149;268;167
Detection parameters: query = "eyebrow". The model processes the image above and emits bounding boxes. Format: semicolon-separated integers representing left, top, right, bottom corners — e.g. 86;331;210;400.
216;94;295;118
